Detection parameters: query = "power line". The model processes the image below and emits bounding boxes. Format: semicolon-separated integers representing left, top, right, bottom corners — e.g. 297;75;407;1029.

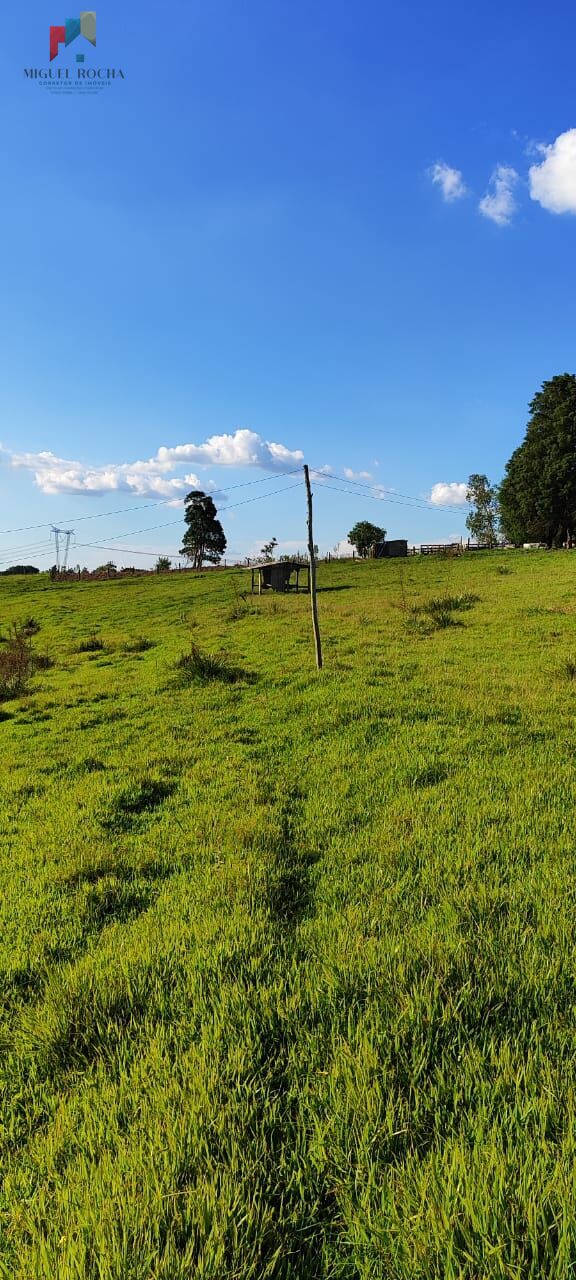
0;479;303;563
0;540;54;564
309;470;468;517
73;481;304;552
0;469;303;537
309;468;424;504
0;462;468;567
0;462;466;549
308;469;463;511
72;544;172;560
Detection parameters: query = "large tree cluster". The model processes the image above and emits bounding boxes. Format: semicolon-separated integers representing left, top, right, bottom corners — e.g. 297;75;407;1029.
500;374;576;547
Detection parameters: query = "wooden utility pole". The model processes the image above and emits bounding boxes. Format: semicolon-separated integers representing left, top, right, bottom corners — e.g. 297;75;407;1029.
303;465;323;670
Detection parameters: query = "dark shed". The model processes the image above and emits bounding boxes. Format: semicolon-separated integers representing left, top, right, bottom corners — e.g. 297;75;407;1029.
251;561;310;593
372;540;408;558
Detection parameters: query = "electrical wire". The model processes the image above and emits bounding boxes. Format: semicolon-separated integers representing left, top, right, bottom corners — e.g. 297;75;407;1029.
0;464;468;538
0;541;55;566
0;479;303;563
0;468;304;537
309;470;468;517
307;468;459;511
72;481;304;553
67;544;174;560
0;459;468;567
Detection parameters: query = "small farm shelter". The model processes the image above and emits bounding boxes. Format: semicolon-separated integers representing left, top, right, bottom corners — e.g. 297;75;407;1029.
372;539;408;559
251;561;310;594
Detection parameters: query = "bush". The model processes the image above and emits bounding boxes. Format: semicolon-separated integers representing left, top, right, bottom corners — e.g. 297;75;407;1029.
122;637;155;654
405;614;435;637
171;643;250;687
419;593;480;614
0;625;50;700
21;617;41;637
34;654;55;670
406;592;480;635
428;609;462;629
227;591;259;621
77;633;104;653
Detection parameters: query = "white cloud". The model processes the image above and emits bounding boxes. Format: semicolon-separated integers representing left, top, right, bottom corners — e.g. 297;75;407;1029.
529;129;576;213
479;165;519;226
524;138;544;159
429;482;468;506
2;428;304;500
6;449;204;501
429;162;467;202
343;467;374;482
156;429;303;472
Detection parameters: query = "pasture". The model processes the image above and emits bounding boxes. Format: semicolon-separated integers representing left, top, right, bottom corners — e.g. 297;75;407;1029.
1;551;576;1278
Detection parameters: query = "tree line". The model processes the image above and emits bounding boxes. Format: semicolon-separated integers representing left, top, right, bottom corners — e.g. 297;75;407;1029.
468;374;576;549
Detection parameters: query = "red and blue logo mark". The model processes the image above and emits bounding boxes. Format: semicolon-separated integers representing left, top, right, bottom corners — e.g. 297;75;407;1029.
50;11;96;62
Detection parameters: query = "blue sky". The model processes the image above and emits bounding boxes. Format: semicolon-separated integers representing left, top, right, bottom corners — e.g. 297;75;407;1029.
1;0;576;567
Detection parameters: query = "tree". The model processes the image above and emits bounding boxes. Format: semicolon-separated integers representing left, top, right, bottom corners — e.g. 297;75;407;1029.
347;521;386;558
1;565;40;576
155;556;171;573
260;537;277;561
465;474;500;546
499;374;576;547
180;490;227;569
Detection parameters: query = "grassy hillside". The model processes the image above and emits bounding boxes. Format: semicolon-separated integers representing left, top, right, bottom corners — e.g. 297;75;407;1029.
1;552;576;1278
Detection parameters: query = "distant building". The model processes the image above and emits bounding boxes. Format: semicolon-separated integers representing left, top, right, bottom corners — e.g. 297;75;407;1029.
372;539;408;559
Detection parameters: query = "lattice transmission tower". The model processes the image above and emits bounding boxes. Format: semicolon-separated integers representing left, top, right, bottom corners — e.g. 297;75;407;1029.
51;527;74;572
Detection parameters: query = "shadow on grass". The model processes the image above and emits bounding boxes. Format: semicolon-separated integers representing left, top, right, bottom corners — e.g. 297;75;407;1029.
60;854;170;890
255;787;319;928
100;779;176;834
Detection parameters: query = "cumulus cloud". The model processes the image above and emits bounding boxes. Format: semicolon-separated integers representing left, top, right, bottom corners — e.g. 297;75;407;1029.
156;429;303;472
429;482;468;506
3;428;304;500
429;161;467;202
479;165;519;226
6;449;206;501
529;129;576;213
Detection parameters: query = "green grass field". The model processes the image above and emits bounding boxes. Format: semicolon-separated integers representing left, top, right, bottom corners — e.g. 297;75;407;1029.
1;551;576;1278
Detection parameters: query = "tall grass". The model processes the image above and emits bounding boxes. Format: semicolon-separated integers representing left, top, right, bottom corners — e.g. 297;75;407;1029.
1;551;576;1277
